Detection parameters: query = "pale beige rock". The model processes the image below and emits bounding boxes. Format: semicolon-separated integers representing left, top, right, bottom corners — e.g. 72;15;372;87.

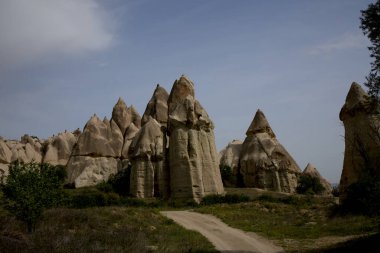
219;140;243;176
121;123;139;160
303;163;333;195
66;156;121;188
168;75;224;202
0;139;12;164
43;131;78;166
339;82;380;200
142;84;169;127
0;163;9;179
128;105;142;129
10;142;42;163
129;117;169;198
111;98;131;135
72;115;123;157
239;109;301;193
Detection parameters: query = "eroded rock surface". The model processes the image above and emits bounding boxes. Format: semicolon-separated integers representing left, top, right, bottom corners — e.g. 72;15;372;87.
66;98;140;187
219;139;243;176
43;131;78;166
168;75;224;202
339;82;380;200
302;163;333;195
239;109;301;193
142;84;169;127
129;117;169;198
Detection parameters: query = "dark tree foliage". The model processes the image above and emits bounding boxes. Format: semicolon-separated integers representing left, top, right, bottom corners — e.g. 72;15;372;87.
296;174;325;195
360;0;380;100
108;165;131;196
219;165;233;186
0;161;66;233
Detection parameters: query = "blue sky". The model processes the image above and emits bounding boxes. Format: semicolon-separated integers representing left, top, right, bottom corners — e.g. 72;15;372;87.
0;0;374;183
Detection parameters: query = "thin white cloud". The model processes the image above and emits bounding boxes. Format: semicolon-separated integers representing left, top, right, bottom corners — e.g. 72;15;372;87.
0;0;114;69
307;32;369;55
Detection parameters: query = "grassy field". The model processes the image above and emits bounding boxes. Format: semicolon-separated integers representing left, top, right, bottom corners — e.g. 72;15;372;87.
1;187;379;252
197;188;380;252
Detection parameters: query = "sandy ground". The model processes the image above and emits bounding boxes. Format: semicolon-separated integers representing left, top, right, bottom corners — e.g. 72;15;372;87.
161;210;284;253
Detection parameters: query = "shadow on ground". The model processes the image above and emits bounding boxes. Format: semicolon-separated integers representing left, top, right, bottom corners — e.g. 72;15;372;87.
300;233;379;253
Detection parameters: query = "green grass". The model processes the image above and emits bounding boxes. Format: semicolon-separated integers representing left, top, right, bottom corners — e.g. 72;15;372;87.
0;206;217;253
1;186;379;253
196;188;380;252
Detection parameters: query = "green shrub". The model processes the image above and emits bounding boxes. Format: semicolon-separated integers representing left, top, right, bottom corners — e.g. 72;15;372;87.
201;194;250;205
296;174;325;195
0;161;65;233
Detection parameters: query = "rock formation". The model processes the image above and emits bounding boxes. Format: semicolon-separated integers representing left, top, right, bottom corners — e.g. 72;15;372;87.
239;109;301;193
219;139;243;175
141;84;169;127
339;82;380;200
130;85;170;198
302;163;332;195
43;131;78;166
66;98;141;188
167;75;224;202
129;117;169;198
0;135;43;178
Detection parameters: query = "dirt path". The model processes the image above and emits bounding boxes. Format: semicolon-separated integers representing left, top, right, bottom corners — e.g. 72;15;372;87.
160;211;284;253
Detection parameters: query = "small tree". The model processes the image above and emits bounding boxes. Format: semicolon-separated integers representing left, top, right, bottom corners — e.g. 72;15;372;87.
360;0;380;100
0;161;65;233
296;174;325;195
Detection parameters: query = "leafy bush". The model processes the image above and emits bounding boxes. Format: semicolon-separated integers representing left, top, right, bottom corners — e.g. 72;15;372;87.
0;161;65;233
201;194;250;205
296;174;325;195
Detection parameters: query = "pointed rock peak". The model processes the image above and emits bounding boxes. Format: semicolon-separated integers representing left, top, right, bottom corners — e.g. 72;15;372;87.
103;116;108;122
345;82;369;105
246;109;275;138
116;97;127;107
128;105;142;128
153;84;169;98
169;75;195;101
304;163;318;174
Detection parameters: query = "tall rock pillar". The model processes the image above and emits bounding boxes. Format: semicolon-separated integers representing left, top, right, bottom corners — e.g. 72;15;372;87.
167;75;224;203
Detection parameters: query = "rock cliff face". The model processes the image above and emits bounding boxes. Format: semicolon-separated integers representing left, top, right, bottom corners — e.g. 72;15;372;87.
66;98;141;187
0;135;43;178
302;163;332;195
167;75;224;202
339;82;380;200
130;85;170;198
219;139;243;176
239;109;301;193
129;117;169;198
142;84;169;127
43;131;78;166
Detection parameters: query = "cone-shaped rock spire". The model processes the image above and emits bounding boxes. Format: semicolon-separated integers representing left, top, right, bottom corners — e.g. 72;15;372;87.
168;75;224;203
302;163;332;195
142;84;169;127
339;82;380;202
246;109;275;138
239;109;301;193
